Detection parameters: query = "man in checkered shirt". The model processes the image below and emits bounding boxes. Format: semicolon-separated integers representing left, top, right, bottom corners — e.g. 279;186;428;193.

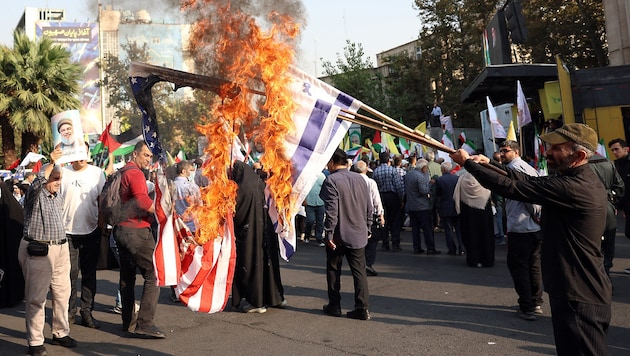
18;148;78;355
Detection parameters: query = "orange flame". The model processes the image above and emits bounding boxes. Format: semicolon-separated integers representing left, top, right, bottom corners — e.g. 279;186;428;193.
183;1;302;243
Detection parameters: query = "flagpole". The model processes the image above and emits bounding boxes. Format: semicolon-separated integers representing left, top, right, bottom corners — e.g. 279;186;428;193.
340;106;451;155
337;109;507;176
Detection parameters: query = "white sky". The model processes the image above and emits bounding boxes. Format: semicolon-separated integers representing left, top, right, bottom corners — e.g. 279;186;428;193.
2;0;422;76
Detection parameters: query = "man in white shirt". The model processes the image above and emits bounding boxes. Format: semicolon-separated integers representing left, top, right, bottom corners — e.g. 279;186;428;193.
61;142;106;328
354;161;384;276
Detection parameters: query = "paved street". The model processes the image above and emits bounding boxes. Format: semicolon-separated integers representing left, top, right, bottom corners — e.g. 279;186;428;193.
2;228;630;355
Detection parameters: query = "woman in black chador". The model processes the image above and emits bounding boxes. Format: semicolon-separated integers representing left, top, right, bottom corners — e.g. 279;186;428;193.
0;180;25;307
230;161;285;313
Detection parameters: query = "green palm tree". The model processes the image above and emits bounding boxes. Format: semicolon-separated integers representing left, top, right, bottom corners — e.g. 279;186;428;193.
0;31;81;167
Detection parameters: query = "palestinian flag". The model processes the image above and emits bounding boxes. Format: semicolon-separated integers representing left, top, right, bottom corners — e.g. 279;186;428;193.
91;122;121;156
371;131;383;154
112;136;142;157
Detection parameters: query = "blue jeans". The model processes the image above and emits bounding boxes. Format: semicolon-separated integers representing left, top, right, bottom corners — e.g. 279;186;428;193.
305;205;325;241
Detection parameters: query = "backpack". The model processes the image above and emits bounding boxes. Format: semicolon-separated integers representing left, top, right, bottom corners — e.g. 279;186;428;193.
99;165;136;228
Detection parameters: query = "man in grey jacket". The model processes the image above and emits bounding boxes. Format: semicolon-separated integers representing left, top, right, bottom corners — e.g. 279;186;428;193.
405;159;440;255
320;149;373;320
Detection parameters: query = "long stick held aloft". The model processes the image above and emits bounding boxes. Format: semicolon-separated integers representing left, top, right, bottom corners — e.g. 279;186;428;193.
339;104;507;176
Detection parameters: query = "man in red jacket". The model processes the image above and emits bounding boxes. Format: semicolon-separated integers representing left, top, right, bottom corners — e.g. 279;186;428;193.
112;142;164;338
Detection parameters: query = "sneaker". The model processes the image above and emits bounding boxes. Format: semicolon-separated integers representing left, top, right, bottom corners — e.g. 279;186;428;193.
426;249;441;255
27;345;47;356
534;306;543;315
134;324;166;339
51;335;78;348
304;238;310;244
624;268;630;274
517;310;536;321
237;299;267;313
112;305;122;314
366;265;378;276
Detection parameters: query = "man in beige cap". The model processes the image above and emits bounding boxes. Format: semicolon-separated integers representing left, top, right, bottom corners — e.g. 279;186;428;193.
450;123;611;356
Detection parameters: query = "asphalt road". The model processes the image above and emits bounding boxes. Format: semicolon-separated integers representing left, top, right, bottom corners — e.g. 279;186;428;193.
2;228;630;355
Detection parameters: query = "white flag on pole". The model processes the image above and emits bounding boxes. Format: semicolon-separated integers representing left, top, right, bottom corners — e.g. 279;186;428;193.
517;80;532;129
486;96;507;139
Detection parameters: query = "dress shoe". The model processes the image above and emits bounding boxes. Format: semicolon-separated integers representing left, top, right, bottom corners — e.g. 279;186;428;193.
366;265;378;276
134;324;166;339
427;249;442;255
381;245;390;252
447;250;457;256
80;311;101;329
322;304;342;317
391;245;401;252
51;335;78;348
27;345;47;356
413;249;425;254
347;308;371;320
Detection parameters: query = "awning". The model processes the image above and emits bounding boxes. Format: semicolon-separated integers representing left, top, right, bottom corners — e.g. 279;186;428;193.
460;64;558;103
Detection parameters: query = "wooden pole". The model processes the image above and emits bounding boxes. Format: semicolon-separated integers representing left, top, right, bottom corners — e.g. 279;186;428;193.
337;109;507;176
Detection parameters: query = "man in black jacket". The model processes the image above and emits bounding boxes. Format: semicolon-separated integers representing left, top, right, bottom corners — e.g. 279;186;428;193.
608;138;630;274
451;124;611;356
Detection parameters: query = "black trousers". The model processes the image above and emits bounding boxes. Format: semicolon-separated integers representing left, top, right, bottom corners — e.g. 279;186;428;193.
549;296;610;356
113;226;159;330
68;228;101;316
506;231;543;313
409;210;435;251
326;245;369;310
379;192;402;248
601;228;616;277
365;224;381;267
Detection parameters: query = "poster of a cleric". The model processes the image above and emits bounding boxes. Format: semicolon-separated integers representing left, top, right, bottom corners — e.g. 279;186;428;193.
51;110;88;164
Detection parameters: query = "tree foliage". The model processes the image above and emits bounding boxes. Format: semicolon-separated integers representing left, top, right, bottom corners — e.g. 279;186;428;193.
522;0;607;68
0;31;81;167
414;0;496;127
318;1;609;138
321;40;386;111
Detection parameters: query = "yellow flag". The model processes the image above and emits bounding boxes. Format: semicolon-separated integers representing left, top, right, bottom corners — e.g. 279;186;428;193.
414;121;427;133
365;138;380;158
382;132;400;155
506;120;517;141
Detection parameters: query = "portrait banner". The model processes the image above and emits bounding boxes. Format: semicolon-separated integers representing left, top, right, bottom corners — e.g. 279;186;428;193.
51;110;88;164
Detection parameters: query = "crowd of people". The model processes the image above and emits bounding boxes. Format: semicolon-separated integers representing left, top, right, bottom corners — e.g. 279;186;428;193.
0;121;626;355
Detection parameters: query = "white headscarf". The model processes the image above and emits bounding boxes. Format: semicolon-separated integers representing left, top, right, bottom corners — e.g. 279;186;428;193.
453;172;491;214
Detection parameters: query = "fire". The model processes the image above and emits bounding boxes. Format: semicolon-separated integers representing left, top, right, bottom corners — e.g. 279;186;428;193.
183;0;302;244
